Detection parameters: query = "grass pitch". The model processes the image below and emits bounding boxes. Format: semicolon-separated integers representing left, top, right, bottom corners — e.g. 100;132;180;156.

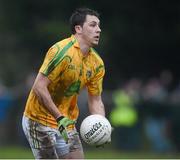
0;146;179;159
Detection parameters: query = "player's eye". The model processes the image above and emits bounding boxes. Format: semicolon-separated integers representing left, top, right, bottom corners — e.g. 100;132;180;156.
89;23;96;27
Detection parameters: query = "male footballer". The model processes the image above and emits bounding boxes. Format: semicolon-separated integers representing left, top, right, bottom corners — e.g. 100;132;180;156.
22;7;109;159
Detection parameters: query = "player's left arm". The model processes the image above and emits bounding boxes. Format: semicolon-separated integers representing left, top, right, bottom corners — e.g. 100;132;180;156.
88;94;105;116
88;93;112;147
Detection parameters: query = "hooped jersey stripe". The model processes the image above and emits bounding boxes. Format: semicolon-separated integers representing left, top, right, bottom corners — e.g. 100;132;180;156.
44;39;76;75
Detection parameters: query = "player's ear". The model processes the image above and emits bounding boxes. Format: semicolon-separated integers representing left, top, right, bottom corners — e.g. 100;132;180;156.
75;25;82;34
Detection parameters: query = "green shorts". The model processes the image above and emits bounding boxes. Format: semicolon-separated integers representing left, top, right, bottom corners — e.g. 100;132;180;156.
22;116;83;159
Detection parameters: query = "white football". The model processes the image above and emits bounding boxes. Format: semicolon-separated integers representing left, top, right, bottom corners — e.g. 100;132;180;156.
80;114;112;146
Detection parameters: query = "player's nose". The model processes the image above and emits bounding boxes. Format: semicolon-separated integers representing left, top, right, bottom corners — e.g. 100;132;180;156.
97;25;101;32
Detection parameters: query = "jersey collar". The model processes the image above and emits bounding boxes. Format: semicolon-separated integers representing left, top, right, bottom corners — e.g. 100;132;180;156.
70;35;80;48
70;34;93;56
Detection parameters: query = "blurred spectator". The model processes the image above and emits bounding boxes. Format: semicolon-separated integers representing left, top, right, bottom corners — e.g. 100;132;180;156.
0;81;13;146
15;72;36;146
159;70;174;91
169;82;180;151
110;78;142;150
142;77;173;152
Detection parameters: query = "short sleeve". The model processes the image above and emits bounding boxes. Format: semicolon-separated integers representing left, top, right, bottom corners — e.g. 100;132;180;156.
39;44;69;82
87;65;105;95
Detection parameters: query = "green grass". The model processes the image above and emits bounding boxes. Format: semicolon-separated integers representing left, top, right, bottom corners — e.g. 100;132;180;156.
0;146;33;159
0;146;179;159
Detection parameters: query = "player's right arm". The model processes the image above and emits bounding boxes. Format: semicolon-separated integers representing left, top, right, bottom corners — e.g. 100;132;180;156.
33;43;76;143
34;44;64;119
32;72;62;119
32;73;75;143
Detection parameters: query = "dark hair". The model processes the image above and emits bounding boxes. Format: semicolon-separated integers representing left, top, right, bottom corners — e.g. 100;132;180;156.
69;7;100;34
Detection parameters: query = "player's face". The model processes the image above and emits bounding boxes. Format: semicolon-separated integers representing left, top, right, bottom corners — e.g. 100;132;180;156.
81;15;101;47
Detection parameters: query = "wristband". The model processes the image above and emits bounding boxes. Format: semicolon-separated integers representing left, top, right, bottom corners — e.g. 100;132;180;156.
56;116;65;122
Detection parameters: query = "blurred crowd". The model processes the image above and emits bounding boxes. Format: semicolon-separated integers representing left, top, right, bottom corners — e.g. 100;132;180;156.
0;70;180;153
107;70;180;153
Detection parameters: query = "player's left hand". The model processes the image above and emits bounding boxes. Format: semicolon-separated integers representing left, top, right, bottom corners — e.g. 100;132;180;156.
95;137;111;148
96;127;114;148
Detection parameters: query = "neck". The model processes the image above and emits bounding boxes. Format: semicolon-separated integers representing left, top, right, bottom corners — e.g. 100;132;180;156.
74;34;91;56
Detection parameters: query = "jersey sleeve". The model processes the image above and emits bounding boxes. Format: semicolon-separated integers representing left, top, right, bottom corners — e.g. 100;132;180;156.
87;64;105;96
39;44;69;82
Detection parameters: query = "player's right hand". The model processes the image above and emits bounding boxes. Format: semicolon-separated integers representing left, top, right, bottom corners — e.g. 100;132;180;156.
56;116;76;143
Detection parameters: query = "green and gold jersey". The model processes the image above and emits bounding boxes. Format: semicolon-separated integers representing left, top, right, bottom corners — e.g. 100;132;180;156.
24;35;105;128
